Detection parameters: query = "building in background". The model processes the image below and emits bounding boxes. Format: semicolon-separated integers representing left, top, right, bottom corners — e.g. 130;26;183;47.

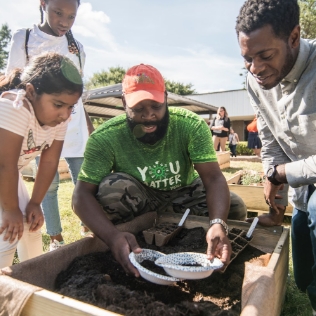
187;89;254;141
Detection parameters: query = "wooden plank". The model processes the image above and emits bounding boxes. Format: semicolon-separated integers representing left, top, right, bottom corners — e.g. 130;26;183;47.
216;151;230;169
268;229;289;316
226;172;242;184
229;185;293;214
22;290;120;316
255;209;293;217
219;162;230;169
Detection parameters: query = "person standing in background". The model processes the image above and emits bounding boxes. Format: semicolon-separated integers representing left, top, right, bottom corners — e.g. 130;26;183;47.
5;0;94;251
247;115;262;157
210;107;230;152
228;128;239;157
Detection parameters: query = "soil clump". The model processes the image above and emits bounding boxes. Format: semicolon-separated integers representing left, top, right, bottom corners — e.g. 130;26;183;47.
55;227;268;315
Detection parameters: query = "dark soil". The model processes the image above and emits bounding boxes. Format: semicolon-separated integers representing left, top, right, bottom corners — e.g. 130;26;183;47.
55;227;268;316
141;259;170;276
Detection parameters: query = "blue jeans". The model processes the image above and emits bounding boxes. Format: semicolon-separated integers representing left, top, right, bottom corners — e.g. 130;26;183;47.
35;157;83;236
229;144;237;157
292;185;316;310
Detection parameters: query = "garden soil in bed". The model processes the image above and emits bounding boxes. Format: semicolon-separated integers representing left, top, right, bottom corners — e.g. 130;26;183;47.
55;227;269;316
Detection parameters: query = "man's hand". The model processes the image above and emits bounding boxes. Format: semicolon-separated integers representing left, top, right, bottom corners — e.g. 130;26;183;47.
107;231;142;277
25;201;44;232
0;208;24;243
247;205;286;226
206;224;232;267
264;180;283;213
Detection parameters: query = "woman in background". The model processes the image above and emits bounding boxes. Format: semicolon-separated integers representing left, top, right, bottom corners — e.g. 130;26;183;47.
210;107;230;152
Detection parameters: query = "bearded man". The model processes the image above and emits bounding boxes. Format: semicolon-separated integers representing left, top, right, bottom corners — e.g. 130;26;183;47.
73;64;246;276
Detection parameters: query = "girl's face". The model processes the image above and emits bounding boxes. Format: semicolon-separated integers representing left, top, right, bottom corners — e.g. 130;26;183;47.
27;84;80;127
218;108;225;116
40;0;79;37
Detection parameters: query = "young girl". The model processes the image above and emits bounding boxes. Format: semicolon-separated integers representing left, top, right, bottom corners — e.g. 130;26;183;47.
6;0;93;250
228;128;239;157
0;52;83;269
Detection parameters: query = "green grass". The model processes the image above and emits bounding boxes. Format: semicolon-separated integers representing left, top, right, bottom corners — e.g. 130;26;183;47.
20;160;311;315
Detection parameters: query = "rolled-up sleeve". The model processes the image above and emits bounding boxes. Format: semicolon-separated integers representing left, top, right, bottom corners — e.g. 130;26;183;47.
285;156;316;188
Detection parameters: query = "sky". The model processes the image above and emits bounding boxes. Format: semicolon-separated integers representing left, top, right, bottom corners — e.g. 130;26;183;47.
1;0;247;93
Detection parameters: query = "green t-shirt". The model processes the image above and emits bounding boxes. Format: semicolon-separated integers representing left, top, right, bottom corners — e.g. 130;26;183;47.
79;107;217;191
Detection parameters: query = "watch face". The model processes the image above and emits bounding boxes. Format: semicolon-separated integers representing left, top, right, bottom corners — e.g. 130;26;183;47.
267;167;274;177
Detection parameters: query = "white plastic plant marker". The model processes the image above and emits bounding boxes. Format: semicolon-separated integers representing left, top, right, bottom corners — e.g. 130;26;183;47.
178;209;190;227
246;217;259;239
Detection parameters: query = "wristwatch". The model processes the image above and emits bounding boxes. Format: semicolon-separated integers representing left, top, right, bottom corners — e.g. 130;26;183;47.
209;218;229;235
266;165;282;186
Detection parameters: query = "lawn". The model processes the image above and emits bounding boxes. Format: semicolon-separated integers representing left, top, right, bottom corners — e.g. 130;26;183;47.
21;160;311;315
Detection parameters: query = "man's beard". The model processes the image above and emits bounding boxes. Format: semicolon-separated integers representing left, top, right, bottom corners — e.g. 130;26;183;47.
127;108;169;145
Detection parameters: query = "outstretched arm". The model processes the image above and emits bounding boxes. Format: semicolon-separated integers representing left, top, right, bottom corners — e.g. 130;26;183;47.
194;162;232;266
0;128;24;242
72;180;141;276
27;140;64;231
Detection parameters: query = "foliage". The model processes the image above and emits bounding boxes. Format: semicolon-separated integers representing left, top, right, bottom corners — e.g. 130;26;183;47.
91;117;108;129
164;79;195;95
0;23;12;71
85;66;126;90
85;66;196;95
239;67;248;89
299;0;316;39
240;170;263;185
226;141;254;156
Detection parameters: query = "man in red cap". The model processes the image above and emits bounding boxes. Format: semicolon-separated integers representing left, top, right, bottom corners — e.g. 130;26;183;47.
73;64;246;276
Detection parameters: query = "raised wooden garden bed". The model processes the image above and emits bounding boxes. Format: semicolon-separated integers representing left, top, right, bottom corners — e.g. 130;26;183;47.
216;151;230;169
0;212;289;316
227;171;293;216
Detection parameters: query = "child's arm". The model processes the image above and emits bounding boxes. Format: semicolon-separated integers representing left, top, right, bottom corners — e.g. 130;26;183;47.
5;29;27;75
26;140;64;232
0;128;24;243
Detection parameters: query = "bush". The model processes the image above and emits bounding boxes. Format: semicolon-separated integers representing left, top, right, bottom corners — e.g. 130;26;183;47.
226;141;254;156
240;170;263;185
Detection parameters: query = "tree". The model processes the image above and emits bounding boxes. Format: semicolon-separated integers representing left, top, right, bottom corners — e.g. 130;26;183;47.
85;66;126;90
0;23;12;71
86;66;196;95
164;79;195;95
299;0;316;39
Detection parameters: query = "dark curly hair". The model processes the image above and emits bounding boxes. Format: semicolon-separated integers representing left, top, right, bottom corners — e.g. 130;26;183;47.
235;0;300;40
0;52;83;96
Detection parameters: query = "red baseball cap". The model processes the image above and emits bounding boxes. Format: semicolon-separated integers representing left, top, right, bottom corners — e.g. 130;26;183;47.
122;64;165;108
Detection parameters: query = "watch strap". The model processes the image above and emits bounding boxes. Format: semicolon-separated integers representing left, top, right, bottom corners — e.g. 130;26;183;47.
209;218;229;235
267;165;282;186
